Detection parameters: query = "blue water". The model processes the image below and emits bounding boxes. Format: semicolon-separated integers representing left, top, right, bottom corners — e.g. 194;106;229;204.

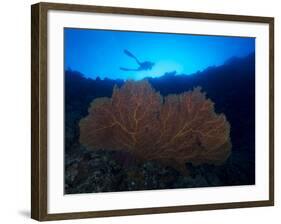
64;28;255;80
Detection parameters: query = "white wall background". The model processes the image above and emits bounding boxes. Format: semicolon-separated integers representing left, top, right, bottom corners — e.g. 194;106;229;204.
0;0;279;223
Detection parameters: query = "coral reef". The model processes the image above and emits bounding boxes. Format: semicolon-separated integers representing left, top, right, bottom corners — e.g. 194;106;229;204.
65;147;253;194
79;81;231;173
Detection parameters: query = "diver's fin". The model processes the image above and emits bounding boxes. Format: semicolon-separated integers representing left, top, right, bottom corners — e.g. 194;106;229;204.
123;49;141;65
120;67;139;71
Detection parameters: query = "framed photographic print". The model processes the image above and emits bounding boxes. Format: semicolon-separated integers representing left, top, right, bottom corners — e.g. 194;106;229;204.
31;2;274;221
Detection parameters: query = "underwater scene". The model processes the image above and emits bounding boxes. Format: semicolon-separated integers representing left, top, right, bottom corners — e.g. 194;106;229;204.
64;28;255;194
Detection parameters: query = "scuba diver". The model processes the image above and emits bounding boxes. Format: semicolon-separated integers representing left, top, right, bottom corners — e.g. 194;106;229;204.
120;49;155;71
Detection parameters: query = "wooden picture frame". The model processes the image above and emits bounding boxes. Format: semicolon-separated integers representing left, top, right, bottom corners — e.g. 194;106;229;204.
31;2;274;221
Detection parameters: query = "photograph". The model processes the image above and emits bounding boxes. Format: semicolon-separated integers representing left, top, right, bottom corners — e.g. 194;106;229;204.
0;0;278;223
30;2;274;221
64;28;256;194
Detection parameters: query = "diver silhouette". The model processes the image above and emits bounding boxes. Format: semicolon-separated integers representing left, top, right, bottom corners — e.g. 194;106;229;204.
120;49;155;71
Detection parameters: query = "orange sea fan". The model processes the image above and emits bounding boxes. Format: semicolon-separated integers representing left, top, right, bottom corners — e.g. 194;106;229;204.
79;80;231;172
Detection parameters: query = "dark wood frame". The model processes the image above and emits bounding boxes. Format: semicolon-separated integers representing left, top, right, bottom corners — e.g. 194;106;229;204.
31;2;274;221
